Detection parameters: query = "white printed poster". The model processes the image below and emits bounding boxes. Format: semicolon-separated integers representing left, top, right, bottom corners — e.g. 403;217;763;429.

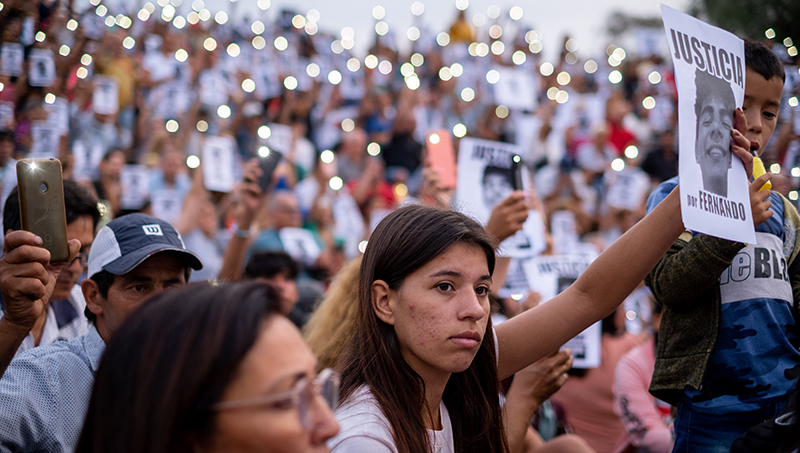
44;97;69;135
279;227;321;266
28;49;56;87
455;137;546;258
29;123;58;158
202;136;236;193
662;5;754;244
150;190;183;224
605;168;651;211
155;82;191;119
492;66;538;111
71;141;104;181
120;165;150;210
0;42;24;77
550;210;580;255
523;253;601;368
93;76;119;115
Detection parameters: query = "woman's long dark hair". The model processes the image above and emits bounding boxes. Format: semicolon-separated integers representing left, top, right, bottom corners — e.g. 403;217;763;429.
337;204;509;453
76;282;281;453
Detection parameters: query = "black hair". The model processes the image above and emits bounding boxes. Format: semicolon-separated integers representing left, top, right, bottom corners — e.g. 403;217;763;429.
243;251;300;280
694;68;736;133
3;180;100;234
482;165;513;184
744;39;785;83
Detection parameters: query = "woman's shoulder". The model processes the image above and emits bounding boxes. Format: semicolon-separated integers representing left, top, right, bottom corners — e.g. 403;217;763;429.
329;386;396;453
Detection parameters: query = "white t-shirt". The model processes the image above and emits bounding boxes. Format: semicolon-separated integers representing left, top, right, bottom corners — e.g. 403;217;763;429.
329;386;454;453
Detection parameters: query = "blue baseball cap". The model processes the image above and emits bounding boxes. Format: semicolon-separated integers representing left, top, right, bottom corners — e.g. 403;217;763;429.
87;213;203;278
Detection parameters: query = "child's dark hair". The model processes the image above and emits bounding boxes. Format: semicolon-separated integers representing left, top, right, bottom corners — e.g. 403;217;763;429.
744;40;785;83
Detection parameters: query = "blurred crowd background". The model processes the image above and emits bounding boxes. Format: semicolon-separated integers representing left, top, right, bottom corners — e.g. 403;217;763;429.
1;0;799;315
2;0;800;451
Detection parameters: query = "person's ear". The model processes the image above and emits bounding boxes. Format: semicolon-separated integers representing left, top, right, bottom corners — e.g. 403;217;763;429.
371;280;395;325
82;279;104;318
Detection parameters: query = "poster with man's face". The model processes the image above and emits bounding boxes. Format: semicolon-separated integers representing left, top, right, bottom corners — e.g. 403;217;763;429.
522;252;601;369
202;135;236;193
93;76;119;115
662;5;755;244
0;42;24;77
120;165;150;210
455;137;546;259
28;49;56;87
30;122;58;158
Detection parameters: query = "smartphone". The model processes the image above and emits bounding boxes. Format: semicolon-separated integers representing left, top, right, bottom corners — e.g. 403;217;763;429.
425;130;457;189
16;158;70;262
257;149;284;192
511;154;524;191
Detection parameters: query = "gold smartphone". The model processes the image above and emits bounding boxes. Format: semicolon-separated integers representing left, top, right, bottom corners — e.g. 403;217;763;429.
16;158;69;262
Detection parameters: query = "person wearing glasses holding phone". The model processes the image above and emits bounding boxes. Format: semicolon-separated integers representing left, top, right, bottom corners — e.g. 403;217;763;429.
76;281;339;453
0;180;99;359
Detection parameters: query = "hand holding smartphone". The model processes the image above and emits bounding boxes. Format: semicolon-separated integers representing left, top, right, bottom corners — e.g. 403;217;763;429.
257;149;284;192
425;130;457;189
16;158;69;262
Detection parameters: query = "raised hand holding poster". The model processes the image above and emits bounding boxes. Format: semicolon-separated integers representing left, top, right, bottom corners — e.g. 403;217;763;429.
661;5;754;243
455;137;546;258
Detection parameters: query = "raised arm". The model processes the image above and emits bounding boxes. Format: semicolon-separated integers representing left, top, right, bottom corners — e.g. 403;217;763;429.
495;109;756;379
495;186;683;379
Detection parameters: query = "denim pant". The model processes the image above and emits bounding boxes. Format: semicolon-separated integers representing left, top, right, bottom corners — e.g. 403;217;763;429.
672;398;788;453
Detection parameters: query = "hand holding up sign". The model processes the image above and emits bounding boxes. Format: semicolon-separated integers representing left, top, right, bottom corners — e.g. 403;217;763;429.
485;191;529;242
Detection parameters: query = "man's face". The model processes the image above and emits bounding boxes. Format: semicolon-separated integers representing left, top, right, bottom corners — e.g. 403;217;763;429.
695;93;733;186
88;253;187;340
272;196;302;229
52;215;94;301
482;173;513;210
257;272;299;314
742;68;783;155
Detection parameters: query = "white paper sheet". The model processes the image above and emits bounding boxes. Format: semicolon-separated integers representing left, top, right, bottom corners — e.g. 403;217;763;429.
662;5;754;243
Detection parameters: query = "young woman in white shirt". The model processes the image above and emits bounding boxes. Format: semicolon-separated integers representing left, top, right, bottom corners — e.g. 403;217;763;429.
330;186;685;453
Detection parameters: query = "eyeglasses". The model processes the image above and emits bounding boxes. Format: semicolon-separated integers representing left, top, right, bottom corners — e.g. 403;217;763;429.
70;252;89;267
213;368;339;430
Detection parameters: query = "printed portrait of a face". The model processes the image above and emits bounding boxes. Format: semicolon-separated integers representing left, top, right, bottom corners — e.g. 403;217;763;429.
482;165;514;210
694;69;735;197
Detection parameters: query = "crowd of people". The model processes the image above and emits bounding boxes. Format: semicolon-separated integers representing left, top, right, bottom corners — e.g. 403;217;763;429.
0;0;800;452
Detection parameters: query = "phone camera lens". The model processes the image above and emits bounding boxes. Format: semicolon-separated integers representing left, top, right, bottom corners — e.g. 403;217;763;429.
39;182;48;193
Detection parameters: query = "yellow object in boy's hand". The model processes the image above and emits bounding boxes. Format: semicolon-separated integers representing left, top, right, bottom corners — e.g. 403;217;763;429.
751;155;772;191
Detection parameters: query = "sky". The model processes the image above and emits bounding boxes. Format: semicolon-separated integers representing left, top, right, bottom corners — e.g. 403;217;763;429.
84;0;691;60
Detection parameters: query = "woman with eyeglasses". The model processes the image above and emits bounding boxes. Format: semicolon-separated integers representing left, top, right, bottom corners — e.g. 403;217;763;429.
331;191;684;453
75;281;339;453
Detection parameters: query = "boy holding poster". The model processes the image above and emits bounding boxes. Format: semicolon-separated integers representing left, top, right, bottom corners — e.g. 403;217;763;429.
646;35;798;452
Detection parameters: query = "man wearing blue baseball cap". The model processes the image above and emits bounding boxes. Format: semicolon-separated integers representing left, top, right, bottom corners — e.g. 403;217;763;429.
0;213;202;453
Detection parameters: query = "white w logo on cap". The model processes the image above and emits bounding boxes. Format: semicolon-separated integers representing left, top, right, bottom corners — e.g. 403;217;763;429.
142;224;163;236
